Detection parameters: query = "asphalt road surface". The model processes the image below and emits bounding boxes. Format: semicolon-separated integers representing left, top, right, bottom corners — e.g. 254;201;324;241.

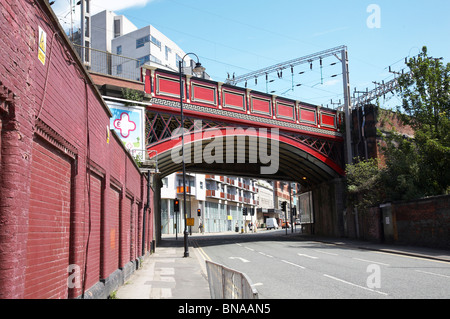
192;230;450;299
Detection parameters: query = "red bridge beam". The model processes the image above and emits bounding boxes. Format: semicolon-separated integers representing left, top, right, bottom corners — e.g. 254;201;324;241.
142;66;343;141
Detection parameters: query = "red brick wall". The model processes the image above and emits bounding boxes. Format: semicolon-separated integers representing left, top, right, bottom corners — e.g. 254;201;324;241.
394;195;450;249
84;172;103;290
0;0;153;299
25;138;72;298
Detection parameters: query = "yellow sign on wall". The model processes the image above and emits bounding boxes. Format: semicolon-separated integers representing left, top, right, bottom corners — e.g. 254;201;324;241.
38;26;46;65
186;218;195;226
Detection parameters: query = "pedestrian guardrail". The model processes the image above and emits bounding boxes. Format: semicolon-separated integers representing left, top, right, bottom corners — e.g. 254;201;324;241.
205;260;259;299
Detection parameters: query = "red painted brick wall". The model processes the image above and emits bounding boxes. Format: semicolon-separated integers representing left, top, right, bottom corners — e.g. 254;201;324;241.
84;172;103;290
0;0;153;299
25;137;72;299
394;195;450;249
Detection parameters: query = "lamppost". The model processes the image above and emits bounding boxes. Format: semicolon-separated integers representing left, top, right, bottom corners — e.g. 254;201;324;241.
179;53;205;258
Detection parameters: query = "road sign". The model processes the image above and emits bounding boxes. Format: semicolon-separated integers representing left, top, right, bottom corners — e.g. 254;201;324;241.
186;218;195;226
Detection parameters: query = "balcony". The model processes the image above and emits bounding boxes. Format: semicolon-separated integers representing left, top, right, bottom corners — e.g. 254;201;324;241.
177;186;193;194
227;194;236;201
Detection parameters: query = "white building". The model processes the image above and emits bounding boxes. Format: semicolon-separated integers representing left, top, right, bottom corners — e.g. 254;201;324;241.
90;10;207;81
160;173;258;234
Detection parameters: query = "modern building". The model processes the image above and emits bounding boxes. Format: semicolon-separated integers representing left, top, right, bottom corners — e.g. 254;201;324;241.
90;10;208;81
160;174;258;234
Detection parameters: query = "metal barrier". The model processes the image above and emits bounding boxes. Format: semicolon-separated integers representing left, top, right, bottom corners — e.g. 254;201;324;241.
205;260;259;299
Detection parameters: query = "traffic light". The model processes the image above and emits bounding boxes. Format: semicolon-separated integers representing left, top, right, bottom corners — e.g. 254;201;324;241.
242;207;248;215
197;208;201;216
292;206;297;216
174;199;180;212
281;201;287;212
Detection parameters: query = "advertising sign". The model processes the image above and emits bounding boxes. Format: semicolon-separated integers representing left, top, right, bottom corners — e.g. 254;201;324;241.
107;101;145;161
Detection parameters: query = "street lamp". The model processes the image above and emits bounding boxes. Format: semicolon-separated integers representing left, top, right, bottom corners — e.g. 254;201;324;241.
179;53;205;258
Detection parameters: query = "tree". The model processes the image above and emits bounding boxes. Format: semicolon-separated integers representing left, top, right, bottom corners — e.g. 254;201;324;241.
396;46;450;196
345;158;383;211
345;47;450;210
379;132;423;201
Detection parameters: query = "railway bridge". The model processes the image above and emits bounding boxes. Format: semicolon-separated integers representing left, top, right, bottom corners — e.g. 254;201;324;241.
141;66;348;240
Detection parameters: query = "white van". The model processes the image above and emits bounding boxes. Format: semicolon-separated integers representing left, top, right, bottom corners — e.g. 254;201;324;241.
266;218;279;230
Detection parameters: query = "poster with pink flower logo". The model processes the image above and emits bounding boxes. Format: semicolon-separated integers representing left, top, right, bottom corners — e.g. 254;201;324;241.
106;101;145;161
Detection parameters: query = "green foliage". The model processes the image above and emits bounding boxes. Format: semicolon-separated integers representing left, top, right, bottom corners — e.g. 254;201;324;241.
121;88;144;106
346;46;450;210
345;158;383;211
396;46;450;196
379;133;423;201
397;46;450;141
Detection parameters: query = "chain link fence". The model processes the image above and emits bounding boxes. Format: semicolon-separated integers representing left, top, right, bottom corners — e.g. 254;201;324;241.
206;260;259;299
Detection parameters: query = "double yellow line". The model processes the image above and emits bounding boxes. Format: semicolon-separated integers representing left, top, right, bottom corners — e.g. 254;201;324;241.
192;240;211;261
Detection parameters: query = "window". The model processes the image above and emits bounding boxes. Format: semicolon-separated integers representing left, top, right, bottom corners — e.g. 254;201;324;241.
136;55;150;67
114;19;121;38
150;35;161;49
176;54;182;67
150;55;161;65
116;45;122;55
136;35;150;48
116;64;122;74
165;46;171;60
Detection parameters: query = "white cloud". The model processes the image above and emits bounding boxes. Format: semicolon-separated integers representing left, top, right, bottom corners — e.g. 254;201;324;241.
52;0;154;31
90;0;153;15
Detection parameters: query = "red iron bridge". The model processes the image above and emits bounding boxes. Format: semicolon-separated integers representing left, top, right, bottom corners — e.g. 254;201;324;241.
143;66;345;187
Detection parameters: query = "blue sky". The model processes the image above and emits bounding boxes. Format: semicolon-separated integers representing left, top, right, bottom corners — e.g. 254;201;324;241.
53;0;450;109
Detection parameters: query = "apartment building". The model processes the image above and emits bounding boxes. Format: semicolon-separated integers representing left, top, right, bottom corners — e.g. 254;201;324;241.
161;174;258;234
90;10;207;81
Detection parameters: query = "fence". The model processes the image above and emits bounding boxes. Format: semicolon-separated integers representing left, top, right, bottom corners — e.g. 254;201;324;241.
205;260;259;299
72;44;141;82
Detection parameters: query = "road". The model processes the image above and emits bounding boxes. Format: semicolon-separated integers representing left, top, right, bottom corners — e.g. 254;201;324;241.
192;230;450;299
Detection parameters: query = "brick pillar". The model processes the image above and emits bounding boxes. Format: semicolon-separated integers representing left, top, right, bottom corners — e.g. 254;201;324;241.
0;97;34;298
0;0;36;298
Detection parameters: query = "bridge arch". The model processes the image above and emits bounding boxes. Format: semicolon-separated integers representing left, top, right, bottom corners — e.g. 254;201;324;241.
148;126;344;186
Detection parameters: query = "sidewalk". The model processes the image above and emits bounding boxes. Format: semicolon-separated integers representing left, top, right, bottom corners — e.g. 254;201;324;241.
115;235;211;299
115;231;450;299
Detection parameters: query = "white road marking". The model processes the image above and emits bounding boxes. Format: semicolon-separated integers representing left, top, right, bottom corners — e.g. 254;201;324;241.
245;247;255;251
229;257;251;263
281;260;305;269
313;249;339;256
415;270;450;279
297;253;319;259
323;274;388;296
353;258;390;266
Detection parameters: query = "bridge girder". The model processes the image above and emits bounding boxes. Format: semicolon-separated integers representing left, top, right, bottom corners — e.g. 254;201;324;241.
149;128;344;187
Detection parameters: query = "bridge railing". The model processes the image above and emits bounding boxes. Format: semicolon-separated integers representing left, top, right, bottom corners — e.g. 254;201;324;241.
206;260;259;299
142;66;343;140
